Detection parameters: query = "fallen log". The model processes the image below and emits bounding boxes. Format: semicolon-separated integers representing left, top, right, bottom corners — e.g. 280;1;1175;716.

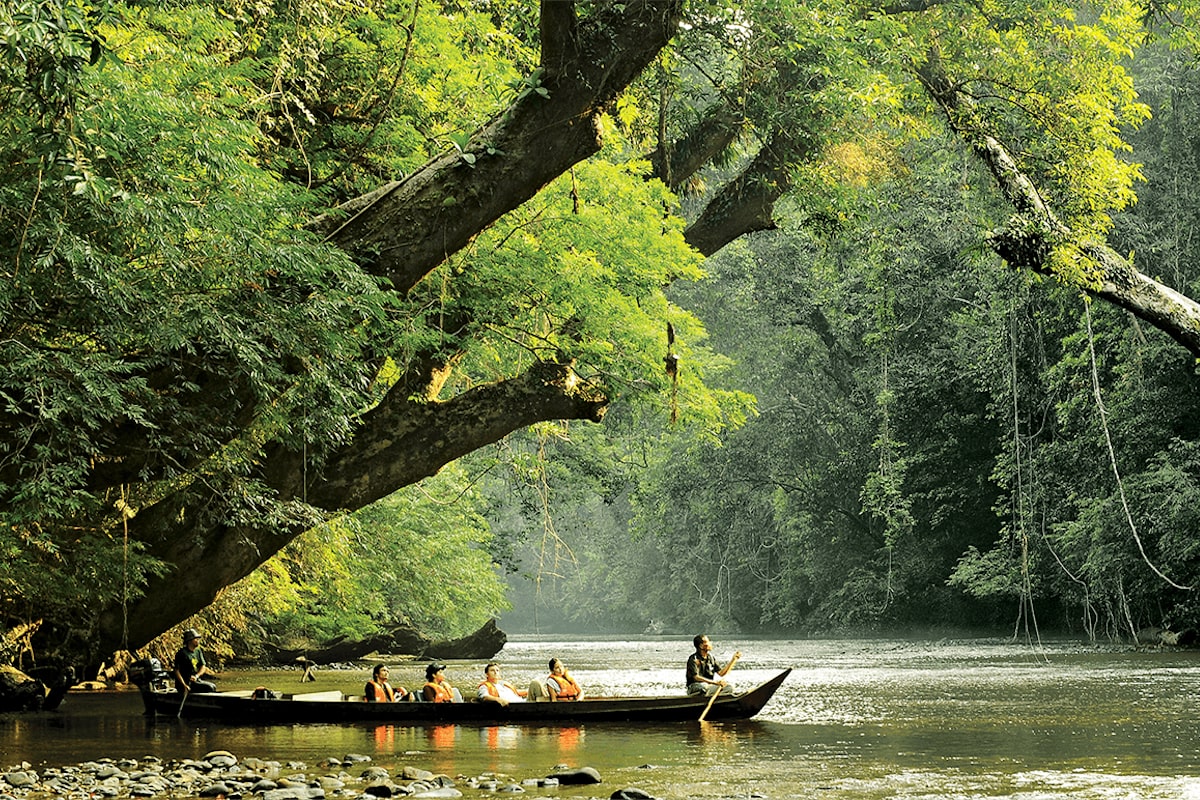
263;619;506;666
426;618;507;660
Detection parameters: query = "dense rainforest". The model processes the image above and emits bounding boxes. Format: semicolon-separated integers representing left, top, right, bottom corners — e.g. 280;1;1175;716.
496;33;1200;640
3;0;1200;675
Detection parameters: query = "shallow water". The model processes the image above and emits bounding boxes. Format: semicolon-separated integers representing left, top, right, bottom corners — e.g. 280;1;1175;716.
3;636;1200;799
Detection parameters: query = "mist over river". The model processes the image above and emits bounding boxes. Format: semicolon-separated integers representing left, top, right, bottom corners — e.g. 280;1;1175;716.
3;636;1199;799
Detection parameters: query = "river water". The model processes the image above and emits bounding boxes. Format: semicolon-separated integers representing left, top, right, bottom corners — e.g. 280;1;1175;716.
2;636;1199;799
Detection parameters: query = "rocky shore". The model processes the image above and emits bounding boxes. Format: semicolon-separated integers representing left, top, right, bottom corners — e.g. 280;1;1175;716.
0;752;656;800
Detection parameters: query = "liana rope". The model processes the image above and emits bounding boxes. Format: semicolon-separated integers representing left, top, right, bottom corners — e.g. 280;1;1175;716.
1084;300;1193;591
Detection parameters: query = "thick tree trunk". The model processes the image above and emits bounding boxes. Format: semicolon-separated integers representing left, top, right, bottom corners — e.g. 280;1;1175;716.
76;2;684;663
310;0;684;295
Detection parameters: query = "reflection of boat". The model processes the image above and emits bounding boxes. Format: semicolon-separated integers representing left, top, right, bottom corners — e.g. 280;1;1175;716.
136;669;791;724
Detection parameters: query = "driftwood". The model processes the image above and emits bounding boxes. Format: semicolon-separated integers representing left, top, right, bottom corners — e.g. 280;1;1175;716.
0;621;39;668
264;619;506;666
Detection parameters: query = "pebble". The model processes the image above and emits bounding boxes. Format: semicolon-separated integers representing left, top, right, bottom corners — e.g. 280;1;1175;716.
0;754;637;800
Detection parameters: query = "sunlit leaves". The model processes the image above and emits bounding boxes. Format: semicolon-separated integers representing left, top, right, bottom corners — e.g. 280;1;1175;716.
223;465;508;644
414;156;752;435
0;0;398;621
900;0;1149;237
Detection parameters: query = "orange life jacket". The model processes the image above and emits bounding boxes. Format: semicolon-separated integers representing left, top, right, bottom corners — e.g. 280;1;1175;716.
548;674;581;700
365;679;395;702
424;680;454;702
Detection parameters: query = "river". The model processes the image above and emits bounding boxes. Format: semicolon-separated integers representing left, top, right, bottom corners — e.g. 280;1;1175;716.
2;636;1199;799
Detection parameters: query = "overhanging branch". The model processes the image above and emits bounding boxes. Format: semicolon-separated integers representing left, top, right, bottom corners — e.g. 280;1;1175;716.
97;361;607;652
917;51;1200;357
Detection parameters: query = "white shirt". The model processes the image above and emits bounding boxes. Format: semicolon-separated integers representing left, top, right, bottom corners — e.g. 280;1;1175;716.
477;681;525;703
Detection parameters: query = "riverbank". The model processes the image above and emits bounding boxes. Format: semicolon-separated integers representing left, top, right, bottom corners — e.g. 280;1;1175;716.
0;750;629;800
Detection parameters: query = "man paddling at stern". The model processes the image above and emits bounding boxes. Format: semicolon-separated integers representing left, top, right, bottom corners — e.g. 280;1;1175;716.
174;628;217;693
686;634;740;696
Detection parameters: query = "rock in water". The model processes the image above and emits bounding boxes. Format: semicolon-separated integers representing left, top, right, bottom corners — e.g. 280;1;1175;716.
545;767;601;785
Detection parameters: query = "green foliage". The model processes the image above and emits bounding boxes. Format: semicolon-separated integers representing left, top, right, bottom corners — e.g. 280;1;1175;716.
0;0;107;131
7;0;1200;657
209;464;508;648
0;0;397;636
351;467;510;637
421;156;755;434
949;545;1026;600
2;0;735;650
483;0;1200;641
899;0;1149;235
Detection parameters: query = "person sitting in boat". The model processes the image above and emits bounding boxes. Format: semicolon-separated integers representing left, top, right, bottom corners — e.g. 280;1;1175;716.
475;662;526;706
686;634;740;696
531;657;583;701
173;627;217;694
422;663;463;702
364;664;409;702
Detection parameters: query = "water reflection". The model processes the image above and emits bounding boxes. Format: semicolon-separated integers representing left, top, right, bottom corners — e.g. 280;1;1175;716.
555;726;582;752
428;723;457;750
478;725;518;751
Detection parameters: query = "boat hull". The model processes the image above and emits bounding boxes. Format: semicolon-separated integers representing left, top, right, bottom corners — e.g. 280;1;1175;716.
142;669;791;724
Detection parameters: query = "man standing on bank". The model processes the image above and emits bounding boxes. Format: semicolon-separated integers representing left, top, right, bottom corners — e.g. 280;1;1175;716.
686;634;740;696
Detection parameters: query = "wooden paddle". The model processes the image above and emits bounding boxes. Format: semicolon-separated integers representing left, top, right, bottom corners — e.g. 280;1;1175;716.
698;684;722;722
698;650;740;722
176;685;190;718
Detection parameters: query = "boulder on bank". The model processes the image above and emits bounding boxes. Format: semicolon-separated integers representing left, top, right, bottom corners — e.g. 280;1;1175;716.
0;665;48;712
545;767;601;785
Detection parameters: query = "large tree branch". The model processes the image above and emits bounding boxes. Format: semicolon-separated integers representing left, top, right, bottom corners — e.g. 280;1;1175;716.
917;52;1200;356
310;0;684;294
75;1;684;663
96;361;607;653
684;131;816;256
540;0;579;73
648;102;745;191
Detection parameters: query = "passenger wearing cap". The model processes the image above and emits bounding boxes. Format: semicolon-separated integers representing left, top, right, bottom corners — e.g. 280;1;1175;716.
422;663;462;702
173;628;217;694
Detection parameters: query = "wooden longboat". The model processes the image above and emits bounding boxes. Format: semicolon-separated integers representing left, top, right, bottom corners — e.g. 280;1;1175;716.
140;669;791;724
